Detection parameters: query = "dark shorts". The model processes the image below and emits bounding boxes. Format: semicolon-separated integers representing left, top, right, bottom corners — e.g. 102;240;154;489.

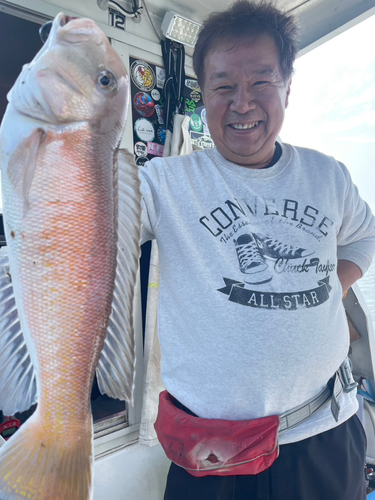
163;414;367;500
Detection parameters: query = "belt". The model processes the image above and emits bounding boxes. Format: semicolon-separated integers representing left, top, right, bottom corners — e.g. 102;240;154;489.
278;357;357;431
174;358;357;432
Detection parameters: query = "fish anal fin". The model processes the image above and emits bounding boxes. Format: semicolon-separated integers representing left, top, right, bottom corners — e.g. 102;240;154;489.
0;247;38;415
96;149;142;404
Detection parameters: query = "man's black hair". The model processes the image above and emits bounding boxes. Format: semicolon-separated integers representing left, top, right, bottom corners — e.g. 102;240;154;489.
193;0;299;88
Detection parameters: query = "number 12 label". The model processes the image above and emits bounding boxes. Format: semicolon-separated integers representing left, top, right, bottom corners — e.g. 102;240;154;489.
109;8;126;30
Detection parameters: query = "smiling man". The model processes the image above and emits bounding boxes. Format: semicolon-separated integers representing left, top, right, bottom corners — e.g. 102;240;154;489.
140;2;375;499
203;36;290;169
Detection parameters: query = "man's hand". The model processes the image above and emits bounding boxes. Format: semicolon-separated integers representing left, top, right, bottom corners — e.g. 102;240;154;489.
337;259;362;297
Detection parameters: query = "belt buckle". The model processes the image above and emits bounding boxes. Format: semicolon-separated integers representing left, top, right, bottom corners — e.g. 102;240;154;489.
340;358;358;393
330;372;342;422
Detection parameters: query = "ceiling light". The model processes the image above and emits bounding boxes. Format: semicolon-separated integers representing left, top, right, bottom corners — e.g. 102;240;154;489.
161;11;201;47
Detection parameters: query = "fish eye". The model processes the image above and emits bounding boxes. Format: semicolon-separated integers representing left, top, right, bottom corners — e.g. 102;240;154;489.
97;71;118;91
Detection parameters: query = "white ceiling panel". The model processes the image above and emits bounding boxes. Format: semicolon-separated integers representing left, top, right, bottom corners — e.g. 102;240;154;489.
4;0;375;53
144;0;308;23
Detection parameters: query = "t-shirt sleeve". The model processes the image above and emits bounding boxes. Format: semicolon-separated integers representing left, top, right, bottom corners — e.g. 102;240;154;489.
336;162;375;275
139;159;163;244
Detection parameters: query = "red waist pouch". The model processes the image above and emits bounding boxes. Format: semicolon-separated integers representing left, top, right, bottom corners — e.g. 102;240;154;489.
154;391;280;477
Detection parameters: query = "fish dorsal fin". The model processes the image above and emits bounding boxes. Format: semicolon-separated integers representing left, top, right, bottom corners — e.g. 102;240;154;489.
7;128;45;208
96;149;142;404
0;247;37;415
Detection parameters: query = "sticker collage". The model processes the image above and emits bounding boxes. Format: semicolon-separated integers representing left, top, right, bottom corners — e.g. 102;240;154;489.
130;58;214;166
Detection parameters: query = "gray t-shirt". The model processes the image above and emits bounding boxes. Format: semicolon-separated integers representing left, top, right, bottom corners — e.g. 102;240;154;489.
140;142;375;444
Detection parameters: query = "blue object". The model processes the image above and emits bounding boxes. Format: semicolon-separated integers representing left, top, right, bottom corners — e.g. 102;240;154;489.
367;491;375;498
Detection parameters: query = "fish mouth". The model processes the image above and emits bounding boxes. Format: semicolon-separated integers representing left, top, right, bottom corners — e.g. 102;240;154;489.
39;14;73;44
56;13;105;45
60;14;73;26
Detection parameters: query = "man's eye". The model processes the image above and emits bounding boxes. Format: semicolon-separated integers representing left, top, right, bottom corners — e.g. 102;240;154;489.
254;81;269;86
217;86;232;90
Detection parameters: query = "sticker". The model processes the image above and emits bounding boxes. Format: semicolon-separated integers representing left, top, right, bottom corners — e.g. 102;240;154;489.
155;104;164;125
131;60;155;91
147;141;164;157
151;88;161;101
156;67;166;89
201;108;207;125
133;92;155;118
185;98;197;113
190;113;203;132
203;124;210;136
157;126;166;145
134;141;148;157
134;118;155;142
136;156;149;166
185;79;201;92
191;134;215;149
190;89;201;103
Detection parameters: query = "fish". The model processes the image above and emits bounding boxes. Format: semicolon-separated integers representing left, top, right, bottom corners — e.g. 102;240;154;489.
0;13;141;500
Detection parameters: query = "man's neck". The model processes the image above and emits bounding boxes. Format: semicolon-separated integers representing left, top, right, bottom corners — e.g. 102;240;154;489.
263;142;282;169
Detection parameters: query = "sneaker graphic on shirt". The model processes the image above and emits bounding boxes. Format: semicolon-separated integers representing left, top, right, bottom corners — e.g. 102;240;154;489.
234;234;272;284
253;233;314;260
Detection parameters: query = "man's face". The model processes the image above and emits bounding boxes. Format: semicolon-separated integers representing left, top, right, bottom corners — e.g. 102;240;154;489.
202;35;291;168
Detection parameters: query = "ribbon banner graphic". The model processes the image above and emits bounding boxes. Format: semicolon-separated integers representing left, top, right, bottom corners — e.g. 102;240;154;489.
218;277;332;310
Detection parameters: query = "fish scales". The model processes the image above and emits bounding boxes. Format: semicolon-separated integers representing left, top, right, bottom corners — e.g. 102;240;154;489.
13;129;116;423
0;13;141;500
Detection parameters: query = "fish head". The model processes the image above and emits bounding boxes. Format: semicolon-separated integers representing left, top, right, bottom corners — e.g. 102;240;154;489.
8;13;129;136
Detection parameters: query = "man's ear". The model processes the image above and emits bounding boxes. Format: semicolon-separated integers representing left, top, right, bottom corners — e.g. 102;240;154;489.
285;79;292;108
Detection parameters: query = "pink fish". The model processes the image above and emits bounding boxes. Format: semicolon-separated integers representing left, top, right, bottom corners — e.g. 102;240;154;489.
0;13;141;500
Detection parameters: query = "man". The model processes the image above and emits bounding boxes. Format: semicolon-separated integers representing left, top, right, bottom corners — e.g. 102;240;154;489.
140;1;375;499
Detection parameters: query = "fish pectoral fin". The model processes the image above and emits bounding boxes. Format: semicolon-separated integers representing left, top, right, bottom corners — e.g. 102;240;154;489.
96;149;142;405
8;128;46;207
0;247;38;415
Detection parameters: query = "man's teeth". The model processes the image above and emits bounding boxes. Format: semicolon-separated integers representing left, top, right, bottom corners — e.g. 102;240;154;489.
231;122;259;130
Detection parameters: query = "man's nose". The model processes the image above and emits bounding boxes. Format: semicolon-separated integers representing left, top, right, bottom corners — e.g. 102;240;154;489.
229;88;257;114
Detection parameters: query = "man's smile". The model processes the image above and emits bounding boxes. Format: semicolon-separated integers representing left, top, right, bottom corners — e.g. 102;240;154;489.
228;121;260;130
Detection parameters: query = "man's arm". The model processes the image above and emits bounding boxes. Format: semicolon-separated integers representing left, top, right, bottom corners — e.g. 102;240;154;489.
337;259;362;297
336;162;375;287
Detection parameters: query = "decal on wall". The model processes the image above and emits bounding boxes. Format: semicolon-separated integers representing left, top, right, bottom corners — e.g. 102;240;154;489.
147;142;164;157
134;118;155;142
185;79;201;91
136;156;149;166
156;67;166;89
133;92;155;118
131;60;156;91
190;113;203;132
151;89;161;101
184;78;213;149
134;142;148;157
157;126;166;145
130;62;214;164
130;58;167;163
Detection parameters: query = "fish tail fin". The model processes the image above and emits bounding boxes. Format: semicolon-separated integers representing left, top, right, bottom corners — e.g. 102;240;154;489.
0;412;93;500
